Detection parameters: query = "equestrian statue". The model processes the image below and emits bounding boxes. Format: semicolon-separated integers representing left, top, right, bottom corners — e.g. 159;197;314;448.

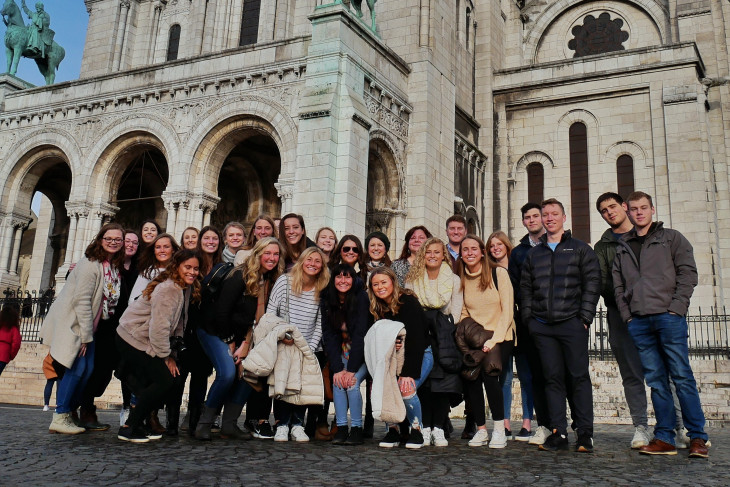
2;0;65;85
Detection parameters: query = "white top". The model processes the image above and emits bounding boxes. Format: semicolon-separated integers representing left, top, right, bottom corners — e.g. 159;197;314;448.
267;274;322;352
128;267;163;305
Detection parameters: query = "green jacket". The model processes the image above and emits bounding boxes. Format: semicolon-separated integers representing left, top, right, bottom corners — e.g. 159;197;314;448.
593;228;620;307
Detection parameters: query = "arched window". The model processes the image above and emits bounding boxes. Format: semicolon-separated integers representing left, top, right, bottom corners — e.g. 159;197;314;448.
240;0;262;46
569;122;590;242
526;162;544;204
466;8;471;46
617;154;635;199
166;24;181;61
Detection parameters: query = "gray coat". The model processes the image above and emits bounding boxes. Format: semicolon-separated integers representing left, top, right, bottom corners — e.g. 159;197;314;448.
612;222;698;323
39;257;104;368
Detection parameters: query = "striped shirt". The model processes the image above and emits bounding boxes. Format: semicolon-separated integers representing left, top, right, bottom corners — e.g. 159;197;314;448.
267;274;322;352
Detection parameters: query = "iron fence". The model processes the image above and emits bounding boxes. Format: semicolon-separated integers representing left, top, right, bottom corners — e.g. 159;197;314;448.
589;306;730;360
1;289;54;342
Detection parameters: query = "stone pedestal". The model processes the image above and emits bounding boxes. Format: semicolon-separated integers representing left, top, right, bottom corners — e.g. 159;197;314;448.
0;74;34;111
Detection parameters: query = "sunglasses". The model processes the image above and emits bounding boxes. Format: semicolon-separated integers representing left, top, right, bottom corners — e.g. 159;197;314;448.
342;246;360;253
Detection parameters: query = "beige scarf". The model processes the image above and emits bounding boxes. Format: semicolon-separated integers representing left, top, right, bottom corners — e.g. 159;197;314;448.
411;262;454;309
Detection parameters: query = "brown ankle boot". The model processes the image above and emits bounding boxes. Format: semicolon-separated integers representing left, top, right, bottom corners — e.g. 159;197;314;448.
79;405;110;431
147;410;166;434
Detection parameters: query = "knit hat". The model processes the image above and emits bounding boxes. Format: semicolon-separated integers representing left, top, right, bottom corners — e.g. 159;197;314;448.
365;231;390;252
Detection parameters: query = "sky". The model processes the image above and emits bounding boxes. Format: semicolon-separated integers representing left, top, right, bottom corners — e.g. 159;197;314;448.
1;0;88;86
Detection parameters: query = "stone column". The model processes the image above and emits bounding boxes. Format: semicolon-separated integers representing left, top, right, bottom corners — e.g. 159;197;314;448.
274;180;294;215
63;212;78;268
8;224;23;276
73;209;89;263
0;218;14;273
113;0;132;71
192;192;220;229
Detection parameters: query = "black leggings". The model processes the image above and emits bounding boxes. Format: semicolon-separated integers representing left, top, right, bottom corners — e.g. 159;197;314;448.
419;387;450;429
464;340;514;426
80;318;131;410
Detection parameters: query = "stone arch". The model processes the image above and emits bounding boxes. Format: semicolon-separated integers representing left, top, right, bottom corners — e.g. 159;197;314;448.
509;150;555;180
603;141;648;167
524;0;669;63
185;96;298;190
3;146;73;215
366;131;405;242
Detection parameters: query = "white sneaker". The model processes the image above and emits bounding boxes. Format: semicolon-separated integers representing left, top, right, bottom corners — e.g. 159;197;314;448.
468;428;489;447
119;407;130;427
421;427;432;446
675;427;689;449
432;427;448;447
489;428;507;449
528;425;551;445
274;425;289;442
43;405;50;412
631;425;651;449
290;425;309;442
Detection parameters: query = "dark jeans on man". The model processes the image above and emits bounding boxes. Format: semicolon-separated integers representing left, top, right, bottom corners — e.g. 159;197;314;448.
606;305;648;428
529;316;593;437
517;315;550;427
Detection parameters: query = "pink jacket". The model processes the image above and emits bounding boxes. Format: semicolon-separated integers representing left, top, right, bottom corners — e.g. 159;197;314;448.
0;326;21;363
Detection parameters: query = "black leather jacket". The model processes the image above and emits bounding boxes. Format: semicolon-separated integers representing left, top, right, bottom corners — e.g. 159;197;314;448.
519;230;601;325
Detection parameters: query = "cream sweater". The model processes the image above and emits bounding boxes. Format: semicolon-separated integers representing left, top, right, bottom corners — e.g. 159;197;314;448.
459;266;515;350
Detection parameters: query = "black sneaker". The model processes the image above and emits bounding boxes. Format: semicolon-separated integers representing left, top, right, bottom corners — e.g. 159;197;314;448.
379;428;401;448
255;421;274;439
143;425;163;441
363;414;374;439
118;426;150;443
515;427;531;442
539;430;569;452
244;419;257;434
575;433;593;453
405;428;425;449
505;428;513;440
345;426;364;446
332;425;349;445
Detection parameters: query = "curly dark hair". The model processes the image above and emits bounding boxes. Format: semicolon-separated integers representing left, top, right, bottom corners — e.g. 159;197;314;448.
143;249;201;303
84;223;125;269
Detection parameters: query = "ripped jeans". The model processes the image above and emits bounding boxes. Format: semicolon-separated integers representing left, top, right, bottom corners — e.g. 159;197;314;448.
391;346;433;429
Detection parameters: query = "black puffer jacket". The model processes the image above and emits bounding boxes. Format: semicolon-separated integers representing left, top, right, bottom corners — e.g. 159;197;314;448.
423;308;462;394
519;230;601;325
321;278;370;374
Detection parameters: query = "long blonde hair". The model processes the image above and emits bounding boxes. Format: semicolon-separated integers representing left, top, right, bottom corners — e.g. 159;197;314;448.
486;230;513;267
368;267;413;319
242;237;285;296
405;237;451;283
289;247;330;298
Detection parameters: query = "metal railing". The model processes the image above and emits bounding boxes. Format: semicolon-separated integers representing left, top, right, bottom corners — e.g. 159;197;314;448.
589;306;730;360
1;289;54;342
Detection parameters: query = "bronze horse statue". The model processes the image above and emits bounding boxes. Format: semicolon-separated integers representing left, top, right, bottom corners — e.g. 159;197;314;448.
1;0;65;85
343;0;378;31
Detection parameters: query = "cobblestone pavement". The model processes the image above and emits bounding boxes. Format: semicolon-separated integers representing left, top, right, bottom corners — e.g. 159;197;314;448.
0;404;727;486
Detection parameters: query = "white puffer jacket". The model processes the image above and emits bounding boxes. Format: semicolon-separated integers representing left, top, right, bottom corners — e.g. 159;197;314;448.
243;312;324;406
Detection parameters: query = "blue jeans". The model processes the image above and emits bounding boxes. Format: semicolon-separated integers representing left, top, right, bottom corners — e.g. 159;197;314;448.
628;313;708;444
500;350;534;421
56;341;96;414
397;346;433;429
333;358;368;427
197;328;252;408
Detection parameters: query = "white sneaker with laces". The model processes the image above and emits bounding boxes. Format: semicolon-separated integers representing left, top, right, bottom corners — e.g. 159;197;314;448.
43;405;50;412
274;425;289;442
528;425;551;445
468;428;489;447
432;427;448;447
119;407;130;427
290;425;309;442
631;425;651;449
421;427;432;446
489;428;507;449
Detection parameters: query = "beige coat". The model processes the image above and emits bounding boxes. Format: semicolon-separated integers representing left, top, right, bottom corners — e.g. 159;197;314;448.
243;312;324;406
39;257;104;368
364;319;407;424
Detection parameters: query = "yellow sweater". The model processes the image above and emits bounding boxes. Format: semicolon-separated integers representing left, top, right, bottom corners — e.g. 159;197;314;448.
460;266;515;350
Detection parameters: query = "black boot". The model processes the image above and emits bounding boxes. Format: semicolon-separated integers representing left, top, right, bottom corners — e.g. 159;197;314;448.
304;407;318;438
165;405;180;436
332;425;349;445
345;426;364;445
188;405;201;437
194;405;217;441
220;402;251;440
363;412;374;439
461;411;476;440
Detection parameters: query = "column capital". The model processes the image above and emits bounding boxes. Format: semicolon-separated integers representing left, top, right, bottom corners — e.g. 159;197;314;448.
93;203;119;220
192;191;220;213
65;201;91;219
8;212;32;230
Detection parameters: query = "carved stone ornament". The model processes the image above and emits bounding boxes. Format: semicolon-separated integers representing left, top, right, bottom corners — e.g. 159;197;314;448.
568;12;629;58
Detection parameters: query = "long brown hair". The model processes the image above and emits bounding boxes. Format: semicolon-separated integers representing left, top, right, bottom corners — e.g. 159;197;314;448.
367;267;413;319
142;249;201;303
243;215;276;250
397;225;433;260
279;213;307;264
242;237;285;296
196;226;223;276
486;230;513;267
137;233;180;279
456;234;494;291
85;223;125;269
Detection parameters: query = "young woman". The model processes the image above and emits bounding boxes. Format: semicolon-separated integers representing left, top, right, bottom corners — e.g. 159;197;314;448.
404;238;463;447
321;264;369;445
80;229;141;431
181;227;199;251
222;222;246;263
364;231;392;277
368;267;433;449
329;235;367;282
315;227;338;262
129;233;180;305
116;249;200;443
392;226;432;286
267;247;330;442
487;230;533;441
0;304;21;376
195;237;286;441
235;215;276;266
457;234;515;449
279;213;316;269
40;223;125;435
140;220;161;247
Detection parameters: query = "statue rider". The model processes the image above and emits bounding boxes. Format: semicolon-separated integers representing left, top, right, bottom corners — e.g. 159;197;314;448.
21;0;51;58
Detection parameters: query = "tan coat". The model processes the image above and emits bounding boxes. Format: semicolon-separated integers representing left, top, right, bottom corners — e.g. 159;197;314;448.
364;319;407;424
243;312;324;406
39;257;104;368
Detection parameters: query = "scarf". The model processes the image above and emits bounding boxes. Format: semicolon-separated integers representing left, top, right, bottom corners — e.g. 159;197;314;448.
411;262;454;310
222;246;237;264
101;260;120;320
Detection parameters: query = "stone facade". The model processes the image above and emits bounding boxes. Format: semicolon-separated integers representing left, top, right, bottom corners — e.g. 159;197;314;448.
0;0;726;310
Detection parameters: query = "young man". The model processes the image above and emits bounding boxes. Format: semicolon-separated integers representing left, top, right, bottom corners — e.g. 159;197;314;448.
594;192;650;449
612;191;709;458
508;203;551;445
520;198;600;453
445;214;467;268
